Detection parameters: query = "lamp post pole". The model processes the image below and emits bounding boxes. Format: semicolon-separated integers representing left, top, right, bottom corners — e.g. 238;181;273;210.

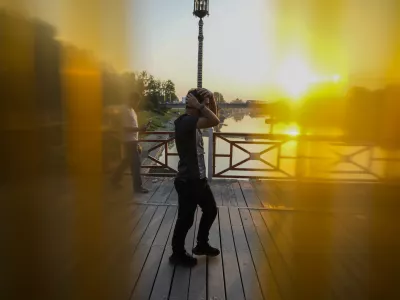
193;0;209;88
197;18;204;88
193;1;213;180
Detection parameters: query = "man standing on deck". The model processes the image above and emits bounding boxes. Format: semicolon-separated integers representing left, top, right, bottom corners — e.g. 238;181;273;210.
169;88;221;266
111;92;150;193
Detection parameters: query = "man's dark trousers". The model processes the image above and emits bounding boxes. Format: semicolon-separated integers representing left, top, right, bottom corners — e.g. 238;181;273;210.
171;178;218;254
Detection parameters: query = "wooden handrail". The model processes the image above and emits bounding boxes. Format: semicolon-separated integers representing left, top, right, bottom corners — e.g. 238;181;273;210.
141;131;174;135
105;130;400;180
213;132;381;144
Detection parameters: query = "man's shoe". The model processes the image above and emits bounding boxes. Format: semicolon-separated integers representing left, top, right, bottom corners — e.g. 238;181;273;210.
169;251;197;267
134;187;149;194
192;243;220;257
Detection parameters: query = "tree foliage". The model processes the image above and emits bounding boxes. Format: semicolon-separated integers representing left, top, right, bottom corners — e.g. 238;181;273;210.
213;92;225;104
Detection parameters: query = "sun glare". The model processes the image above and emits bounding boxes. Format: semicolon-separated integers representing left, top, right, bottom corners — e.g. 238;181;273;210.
286;129;300;136
332;74;341;83
283;124;301;137
276;55;315;99
274;54;343;100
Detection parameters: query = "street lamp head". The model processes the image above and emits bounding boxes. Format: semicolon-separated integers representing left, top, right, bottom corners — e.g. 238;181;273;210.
193;0;209;19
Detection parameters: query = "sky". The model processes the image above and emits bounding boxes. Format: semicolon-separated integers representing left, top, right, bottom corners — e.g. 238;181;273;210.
1;0;400;101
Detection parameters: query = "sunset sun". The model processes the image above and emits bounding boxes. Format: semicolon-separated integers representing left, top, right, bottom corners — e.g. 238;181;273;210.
276;55;317;99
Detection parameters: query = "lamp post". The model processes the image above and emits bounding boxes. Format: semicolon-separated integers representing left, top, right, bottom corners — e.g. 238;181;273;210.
193;0;213;180
193;0;209;88
193;0;214;181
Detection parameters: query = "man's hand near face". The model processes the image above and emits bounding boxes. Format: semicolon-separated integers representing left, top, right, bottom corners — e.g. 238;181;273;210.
186;93;202;110
196;88;217;115
186;89;220;129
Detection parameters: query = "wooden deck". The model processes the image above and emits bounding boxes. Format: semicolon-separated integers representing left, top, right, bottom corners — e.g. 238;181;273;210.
106;177;399;300
3;176;399;299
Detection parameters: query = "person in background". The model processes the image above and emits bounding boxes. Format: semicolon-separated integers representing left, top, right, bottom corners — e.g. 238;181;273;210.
111;92;150;193
169;88;220;266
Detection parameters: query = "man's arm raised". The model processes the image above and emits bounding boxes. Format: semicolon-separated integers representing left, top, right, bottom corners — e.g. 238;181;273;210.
198;88;218;115
186;94;220;129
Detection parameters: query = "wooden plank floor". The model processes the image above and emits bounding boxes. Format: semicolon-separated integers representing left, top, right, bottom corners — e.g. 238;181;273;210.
109;178;400;300
9;176;397;299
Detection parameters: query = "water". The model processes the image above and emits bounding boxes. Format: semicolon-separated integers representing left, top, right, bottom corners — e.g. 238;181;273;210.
158;114;388;181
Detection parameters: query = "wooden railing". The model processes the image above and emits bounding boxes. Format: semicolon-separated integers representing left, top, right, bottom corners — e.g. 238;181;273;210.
122;130;400;182
213;132;400;182
138;131;178;177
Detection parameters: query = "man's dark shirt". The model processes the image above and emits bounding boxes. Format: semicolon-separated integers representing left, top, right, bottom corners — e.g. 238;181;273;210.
174;114;206;179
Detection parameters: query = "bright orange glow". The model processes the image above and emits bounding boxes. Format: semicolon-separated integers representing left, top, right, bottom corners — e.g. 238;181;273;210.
276;54;316;99
273;123;301;136
285;129;300;136
284;123;301;136
332;74;341;83
274;54;344;100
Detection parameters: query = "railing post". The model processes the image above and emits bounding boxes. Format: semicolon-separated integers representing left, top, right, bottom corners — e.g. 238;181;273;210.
207;127;213;181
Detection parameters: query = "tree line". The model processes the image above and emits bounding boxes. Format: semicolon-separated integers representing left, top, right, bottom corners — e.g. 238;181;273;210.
103;69;179;111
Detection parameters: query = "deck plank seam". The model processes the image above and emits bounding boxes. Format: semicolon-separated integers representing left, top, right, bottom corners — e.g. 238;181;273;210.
186;208;199;300
328;215;368;291
241;205;285;299
147;182;179;299
228;207;248;300
251;182;296;295
158;207;179;300
217;209;228;300
129;206;159;254
130;202;367;215
149;207;178;300
128;206;170;299
128;206;150;240
258;210;295;282
128;207;162;299
163;179;175;204
235;185;267;300
163;187;179;300
238;181;250;207
255;180;367;296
